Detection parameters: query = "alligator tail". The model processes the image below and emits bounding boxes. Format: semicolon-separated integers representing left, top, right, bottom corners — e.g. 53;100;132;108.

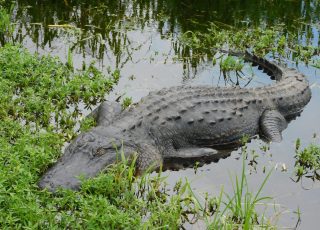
219;50;285;81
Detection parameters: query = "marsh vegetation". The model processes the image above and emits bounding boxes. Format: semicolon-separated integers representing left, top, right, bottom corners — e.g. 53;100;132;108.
0;1;320;229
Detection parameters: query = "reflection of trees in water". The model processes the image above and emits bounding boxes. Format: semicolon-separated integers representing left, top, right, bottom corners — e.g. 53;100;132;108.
5;0;320;69
7;0;133;68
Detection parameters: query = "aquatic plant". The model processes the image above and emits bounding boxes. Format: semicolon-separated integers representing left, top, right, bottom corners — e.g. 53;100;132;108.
294;139;320;181
4;0;319;73
0;4;15;44
312;59;320;69
203;148;274;229
122;96;133;109
179;24;319;66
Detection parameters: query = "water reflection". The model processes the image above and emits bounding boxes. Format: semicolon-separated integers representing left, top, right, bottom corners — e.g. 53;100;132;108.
4;0;320;70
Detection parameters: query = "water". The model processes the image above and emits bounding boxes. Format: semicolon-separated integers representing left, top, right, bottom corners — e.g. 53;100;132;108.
3;0;320;228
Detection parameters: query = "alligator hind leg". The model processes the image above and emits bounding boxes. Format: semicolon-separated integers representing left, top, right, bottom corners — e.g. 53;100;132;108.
89;101;122;126
260;110;288;142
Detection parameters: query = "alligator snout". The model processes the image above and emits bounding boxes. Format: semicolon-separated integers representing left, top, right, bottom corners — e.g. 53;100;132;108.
38;170;81;192
39;132;117;191
38;150;93;191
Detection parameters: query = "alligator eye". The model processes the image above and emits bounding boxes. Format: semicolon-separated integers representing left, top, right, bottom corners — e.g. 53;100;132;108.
82;133;95;142
94;147;107;157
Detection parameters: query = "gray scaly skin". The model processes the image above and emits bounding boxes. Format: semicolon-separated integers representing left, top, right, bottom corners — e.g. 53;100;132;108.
39;53;312;191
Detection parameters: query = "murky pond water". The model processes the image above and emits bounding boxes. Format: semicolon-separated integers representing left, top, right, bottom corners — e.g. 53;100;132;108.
4;0;320;228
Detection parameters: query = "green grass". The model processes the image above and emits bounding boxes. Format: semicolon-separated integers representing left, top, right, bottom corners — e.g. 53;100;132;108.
0;44;119;139
191;151;275;229
0;44;189;228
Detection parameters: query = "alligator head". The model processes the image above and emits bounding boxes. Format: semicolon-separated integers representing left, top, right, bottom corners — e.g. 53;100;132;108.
38;128;136;191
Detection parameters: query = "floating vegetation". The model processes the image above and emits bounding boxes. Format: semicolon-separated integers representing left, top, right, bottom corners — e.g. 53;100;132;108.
219;55;248;85
179;25;319;66
294;139;320;182
311;59;320;69
122;96;133;109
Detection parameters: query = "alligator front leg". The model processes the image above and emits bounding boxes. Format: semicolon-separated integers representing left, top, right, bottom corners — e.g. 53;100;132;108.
135;143;163;174
260;110;288;142
90;101;122;126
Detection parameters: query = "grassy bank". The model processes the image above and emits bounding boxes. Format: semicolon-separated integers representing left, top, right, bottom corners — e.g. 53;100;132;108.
0;43;279;229
0;4;285;228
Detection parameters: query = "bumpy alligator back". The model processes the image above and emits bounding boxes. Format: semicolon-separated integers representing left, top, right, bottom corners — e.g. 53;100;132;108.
223;50;311;117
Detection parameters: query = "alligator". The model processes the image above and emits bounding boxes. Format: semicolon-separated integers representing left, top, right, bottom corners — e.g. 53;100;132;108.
39;52;312;191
